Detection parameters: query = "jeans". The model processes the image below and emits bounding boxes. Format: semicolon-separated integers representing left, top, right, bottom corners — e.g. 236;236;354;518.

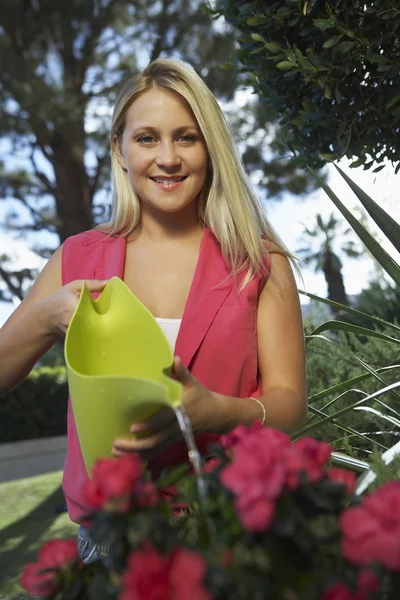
77;525;112;566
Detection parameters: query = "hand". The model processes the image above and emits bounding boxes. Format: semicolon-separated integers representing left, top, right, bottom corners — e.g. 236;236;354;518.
112;356;216;461
39;279;108;336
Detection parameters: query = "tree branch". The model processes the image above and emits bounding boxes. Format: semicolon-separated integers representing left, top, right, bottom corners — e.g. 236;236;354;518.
30;148;56;196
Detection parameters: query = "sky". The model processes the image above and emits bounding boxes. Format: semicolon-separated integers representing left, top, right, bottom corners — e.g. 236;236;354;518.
0;156;398;328
268;159;400;298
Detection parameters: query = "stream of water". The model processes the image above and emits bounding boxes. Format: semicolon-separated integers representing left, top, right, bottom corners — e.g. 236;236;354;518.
174;405;207;504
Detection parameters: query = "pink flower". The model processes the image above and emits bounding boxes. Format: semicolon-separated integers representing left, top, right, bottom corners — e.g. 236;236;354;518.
84;453;143;512
21;539;78;598
135;482;159;507
327;467;356;495
203;458;221;473
322;582;364;600
357;569;380;596
340;482;400;570
284;437;331;488
220;428;288;532
21;564;57;598
120;545;211;600
219;420;264;451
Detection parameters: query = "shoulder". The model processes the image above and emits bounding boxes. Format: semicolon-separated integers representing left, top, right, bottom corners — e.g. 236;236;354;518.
63;228;116;249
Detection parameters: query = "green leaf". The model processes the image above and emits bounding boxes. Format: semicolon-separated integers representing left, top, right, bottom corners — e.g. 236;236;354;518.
308;366;400;404
250;46;265;55
309;320;400;345
298;377;400;437
247;15;269;26
334;164;400;255
157;464;189;490
313;19;334;30
299;289;400;334
349;157;365;168
335;41;357;53
276;61;295;70
324;86;332;99
308;166;400;285
264;41;282;53
251;32;265;43
320;153;336;161
323;35;343;48
386;95;400;110
392;105;400;116
372;165;386;173
366;52;390;64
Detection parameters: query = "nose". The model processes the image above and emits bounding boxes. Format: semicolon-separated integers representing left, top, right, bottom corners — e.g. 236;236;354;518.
155;141;181;169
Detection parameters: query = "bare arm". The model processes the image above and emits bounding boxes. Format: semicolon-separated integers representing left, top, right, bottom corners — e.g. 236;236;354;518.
0;247;108;394
213;253;307;433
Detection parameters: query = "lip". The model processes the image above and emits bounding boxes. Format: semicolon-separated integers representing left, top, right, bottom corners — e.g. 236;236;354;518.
150;175;188;192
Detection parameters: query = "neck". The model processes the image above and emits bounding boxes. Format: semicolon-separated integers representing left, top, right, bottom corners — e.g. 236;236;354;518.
132;207;204;243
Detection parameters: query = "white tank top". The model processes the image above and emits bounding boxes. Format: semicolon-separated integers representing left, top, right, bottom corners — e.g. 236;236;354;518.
155;317;182;352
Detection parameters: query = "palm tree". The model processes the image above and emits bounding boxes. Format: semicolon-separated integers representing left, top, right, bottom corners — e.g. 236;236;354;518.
298;213;363;310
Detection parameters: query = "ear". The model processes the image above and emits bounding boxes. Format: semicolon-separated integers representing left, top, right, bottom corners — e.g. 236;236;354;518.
113;135;128;171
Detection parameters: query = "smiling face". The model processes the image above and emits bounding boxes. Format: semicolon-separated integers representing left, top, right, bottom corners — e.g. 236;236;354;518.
116;87;209;222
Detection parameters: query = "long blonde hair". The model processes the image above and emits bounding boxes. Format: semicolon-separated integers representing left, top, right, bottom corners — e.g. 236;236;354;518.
99;58;290;285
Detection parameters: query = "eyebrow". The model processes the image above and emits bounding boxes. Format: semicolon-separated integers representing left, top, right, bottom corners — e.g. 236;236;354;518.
132;125;200;136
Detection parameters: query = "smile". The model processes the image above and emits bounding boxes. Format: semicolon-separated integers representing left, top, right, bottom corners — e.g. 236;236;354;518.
150;176;187;186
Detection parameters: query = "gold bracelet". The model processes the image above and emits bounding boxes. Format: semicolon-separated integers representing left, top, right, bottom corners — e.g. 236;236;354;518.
248;397;266;426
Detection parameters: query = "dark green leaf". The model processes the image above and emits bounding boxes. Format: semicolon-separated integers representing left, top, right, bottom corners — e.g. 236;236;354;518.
323;35;343;48
386;96;400;110
247;15;269;26
349;157;365;168
264;41;282;53
313;19;334;30
157;464;189;490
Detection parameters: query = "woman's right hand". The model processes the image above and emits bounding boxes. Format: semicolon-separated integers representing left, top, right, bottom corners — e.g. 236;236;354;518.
39;279;108;336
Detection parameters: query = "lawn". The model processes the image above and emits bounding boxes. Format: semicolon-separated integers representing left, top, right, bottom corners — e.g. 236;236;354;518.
0;471;78;599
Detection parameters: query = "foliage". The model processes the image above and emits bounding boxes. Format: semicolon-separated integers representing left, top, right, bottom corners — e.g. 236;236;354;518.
305;328;400;459
0;0;318;302
19;423;400;600
354;280;400;327
214;0;400;171
0;366;67;442
295;166;400;471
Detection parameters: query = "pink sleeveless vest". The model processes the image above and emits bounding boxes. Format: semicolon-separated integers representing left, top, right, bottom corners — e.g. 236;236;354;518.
62;228;270;523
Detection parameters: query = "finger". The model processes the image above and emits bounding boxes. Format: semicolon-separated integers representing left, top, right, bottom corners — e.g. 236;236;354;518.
69;279;108;293
130;407;175;434
115;424;179;452
111;448;124;457
173;356;195;386
85;279;109;292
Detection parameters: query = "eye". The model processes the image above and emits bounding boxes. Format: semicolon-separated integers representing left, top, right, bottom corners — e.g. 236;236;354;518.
178;134;196;143
137;135;157;144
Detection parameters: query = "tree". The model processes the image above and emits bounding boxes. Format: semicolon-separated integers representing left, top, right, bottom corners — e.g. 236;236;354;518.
0;0;319;303
214;0;400;171
297;213;362;308
354;280;400;326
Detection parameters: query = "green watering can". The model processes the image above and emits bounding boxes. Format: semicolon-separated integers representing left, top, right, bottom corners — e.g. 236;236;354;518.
65;277;182;476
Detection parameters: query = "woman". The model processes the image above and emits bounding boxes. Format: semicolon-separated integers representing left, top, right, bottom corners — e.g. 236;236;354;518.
0;59;307;559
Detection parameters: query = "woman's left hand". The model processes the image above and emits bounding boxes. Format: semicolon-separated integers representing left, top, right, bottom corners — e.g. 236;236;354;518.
112;356;216;461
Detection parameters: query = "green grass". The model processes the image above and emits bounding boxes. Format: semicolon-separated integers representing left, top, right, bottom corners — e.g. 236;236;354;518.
0;471;78;599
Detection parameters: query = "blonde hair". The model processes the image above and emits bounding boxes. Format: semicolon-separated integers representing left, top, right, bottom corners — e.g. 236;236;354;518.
99;58;290;285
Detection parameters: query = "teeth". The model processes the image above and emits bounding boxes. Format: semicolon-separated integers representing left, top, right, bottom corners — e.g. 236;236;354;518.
152;177;185;184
